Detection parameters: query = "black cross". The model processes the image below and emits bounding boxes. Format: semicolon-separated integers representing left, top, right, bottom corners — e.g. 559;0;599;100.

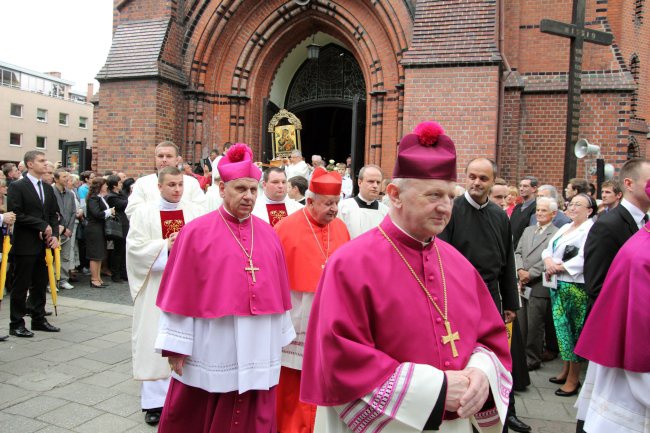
540;0;613;186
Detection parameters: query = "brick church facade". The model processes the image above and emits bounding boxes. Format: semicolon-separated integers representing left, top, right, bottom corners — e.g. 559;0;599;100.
95;0;649;187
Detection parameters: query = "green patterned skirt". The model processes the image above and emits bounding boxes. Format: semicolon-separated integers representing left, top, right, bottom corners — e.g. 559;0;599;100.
550;280;588;362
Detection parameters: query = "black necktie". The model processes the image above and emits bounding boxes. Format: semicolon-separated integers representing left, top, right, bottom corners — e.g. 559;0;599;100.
37;180;44;203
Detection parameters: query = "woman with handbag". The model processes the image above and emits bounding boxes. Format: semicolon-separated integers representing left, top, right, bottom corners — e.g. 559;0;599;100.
541;193;597;397
86;178;115;288
106;175;128;283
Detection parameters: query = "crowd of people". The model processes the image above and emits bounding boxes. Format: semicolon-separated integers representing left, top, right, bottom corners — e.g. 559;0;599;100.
1;123;648;433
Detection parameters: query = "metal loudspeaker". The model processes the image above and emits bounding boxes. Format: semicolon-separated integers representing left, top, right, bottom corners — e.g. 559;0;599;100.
574;139;600;159
604;163;614;180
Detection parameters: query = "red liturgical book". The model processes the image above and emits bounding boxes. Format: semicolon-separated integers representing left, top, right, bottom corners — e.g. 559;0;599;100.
266;203;288;227
160;210;185;239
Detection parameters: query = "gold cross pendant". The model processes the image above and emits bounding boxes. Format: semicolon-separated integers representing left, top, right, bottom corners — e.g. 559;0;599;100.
441;320;460;358
245;258;260;283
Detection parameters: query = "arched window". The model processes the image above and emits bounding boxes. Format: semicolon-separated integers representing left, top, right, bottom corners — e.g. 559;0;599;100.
627;136;641;160
630;54;640;117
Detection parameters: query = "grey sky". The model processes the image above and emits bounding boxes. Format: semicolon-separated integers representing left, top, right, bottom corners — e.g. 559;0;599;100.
0;0;114;94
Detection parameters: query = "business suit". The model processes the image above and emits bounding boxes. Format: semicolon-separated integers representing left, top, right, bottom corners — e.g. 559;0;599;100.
53;186;77;284
584;203;638;310
7;176;59;330
515;223;559;366
509;200;537;248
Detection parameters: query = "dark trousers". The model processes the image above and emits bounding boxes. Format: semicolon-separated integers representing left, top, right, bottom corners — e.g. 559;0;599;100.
10;250;48;328
109;239;125;278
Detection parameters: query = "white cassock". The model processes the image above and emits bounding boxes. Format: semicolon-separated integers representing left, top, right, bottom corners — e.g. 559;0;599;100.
337;195;389;239
341;175;353;199
316;348;511;433
251;194;304;225
285;160;311;180
156;312;296;393
126;198;205;409
125;173;205;218
204;185;223;212
575;363;650;433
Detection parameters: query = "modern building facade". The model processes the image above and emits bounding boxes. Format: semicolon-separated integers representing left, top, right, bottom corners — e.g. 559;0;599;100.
95;0;648;186
0;60;94;166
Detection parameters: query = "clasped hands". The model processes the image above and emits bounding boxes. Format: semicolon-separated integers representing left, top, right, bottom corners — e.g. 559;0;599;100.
445;367;489;418
39;225;60;249
168;356;186;376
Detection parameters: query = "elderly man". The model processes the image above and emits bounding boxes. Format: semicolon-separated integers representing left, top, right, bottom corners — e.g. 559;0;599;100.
52;169;77;290
337;164;388;238
42;162;55;185
252;167;303;226
285;150;311;180
531;185;572;228
301;122;512;433
126;141;205;218
311;154;325;169
127;166;205;425
274;167;349;433
154;144;295;432
515;197;559;371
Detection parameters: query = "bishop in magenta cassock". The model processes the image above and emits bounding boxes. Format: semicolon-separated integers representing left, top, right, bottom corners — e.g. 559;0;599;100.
274;167;351;433
573;179;650;433
300;122;513;433
252;167;303;226
126;166;205;425
154;143;296;433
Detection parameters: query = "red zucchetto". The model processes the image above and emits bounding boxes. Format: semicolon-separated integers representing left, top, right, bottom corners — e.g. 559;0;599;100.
309;167;342;196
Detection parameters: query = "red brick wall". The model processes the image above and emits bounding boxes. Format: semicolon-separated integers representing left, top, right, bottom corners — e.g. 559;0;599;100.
403;66;500;179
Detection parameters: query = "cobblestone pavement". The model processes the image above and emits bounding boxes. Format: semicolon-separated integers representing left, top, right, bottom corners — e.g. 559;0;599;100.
1;277;583;433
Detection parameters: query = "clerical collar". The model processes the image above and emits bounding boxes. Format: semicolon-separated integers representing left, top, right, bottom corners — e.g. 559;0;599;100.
464;191;489;210
159;197;181;211
263;194;286;205
354;194;379;210
222;206;250;223
391;220;432;246
620;199;648;228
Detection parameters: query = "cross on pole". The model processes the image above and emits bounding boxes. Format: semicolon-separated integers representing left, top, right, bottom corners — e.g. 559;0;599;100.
540;0;613;187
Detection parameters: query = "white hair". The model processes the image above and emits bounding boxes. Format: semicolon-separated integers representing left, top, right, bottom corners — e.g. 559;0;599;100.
538;184;558;199
536;196;558;212
291;149;302;158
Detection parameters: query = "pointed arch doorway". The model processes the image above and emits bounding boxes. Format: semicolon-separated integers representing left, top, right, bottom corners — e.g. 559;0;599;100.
268;44;366;178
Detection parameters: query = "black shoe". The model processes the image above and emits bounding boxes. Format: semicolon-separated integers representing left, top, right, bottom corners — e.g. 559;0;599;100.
144;409;162;425
549;376;567;384
555;382;581;397
44;311;53;317
111;275;122;282
68;275;79;283
527;362;541;371
9;326;34;338
507;415;532;433
90;281;106;288
32;320;60;332
0;334;9;341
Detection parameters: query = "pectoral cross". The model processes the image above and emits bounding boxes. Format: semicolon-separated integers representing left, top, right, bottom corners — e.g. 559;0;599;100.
442;320;460;358
245;258;260;283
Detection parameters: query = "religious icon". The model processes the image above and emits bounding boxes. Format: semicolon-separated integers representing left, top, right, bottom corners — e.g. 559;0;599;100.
274;124;297;154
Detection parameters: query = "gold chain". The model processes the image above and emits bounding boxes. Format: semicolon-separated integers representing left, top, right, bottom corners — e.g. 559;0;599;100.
218;209;254;260
378;225;448;321
303;208;330;265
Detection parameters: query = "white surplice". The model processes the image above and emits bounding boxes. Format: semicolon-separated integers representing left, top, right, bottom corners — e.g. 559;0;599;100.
281;291;314;370
315;348;510;433
125;173;205;218
127;199;205;381
204;184;223;212
251;193;304;225
155;311;296;393
575;362;650;433
337;196;389;239
285;160;312;180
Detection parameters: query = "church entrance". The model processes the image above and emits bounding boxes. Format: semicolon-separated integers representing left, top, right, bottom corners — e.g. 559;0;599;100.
278;44;366;178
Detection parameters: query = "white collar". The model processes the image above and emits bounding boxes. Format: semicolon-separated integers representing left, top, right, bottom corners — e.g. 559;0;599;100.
223;206;251;223
464;191;490;210
26;172;42;188
159;197;181;211
392;220;432;246
620;199;648;228
263;193;286;205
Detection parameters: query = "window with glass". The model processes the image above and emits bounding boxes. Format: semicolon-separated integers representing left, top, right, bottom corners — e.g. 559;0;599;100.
37;108;48;122
59;113;69;125
10;103;23;117
79;116;88;128
36;136;47;149
1;68;21;88
10;133;22;146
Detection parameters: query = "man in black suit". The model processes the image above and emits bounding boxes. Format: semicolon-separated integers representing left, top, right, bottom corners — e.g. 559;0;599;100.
7;150;61;337
509;176;538;248
584;158;650;309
